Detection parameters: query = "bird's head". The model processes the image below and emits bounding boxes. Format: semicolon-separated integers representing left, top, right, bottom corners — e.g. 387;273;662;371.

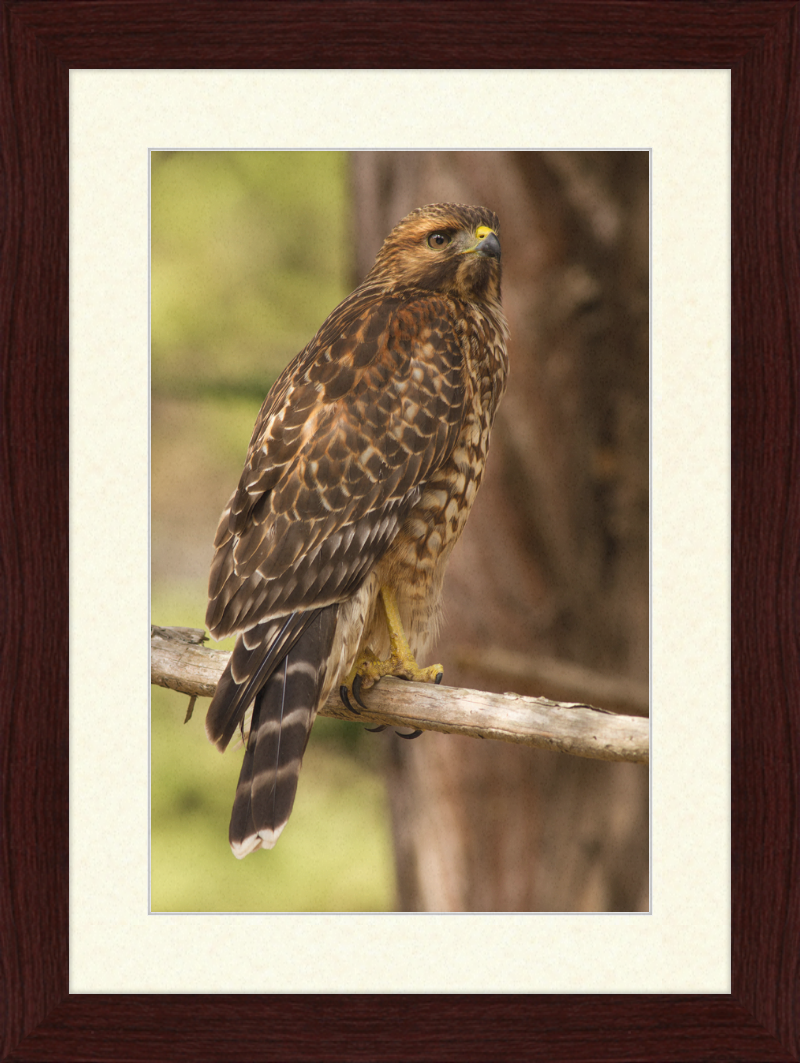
366;203;503;305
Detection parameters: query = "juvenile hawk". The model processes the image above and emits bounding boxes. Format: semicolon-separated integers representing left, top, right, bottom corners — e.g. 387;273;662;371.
206;203;509;857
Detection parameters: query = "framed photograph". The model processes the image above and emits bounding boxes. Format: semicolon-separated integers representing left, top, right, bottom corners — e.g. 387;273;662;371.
3;2;797;1059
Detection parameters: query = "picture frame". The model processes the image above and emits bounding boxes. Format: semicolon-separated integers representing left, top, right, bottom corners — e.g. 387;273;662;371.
2;2;797;1059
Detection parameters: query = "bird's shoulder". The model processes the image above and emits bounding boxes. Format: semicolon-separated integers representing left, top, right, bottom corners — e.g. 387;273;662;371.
247;285;468;464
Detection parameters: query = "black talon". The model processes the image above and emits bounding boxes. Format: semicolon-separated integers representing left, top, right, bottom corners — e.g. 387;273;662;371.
365;724;387;733
396;728;423;739
340;685;359;716
352;673;369;711
434;672;443;685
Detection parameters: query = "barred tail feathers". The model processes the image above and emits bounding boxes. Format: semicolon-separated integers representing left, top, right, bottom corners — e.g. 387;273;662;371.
214;605;339;858
206;610;322;752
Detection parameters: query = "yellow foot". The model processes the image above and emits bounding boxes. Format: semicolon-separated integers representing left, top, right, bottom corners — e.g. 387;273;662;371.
338;586;443;729
339;647;444;713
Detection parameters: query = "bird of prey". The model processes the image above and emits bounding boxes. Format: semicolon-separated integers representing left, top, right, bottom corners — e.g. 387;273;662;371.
205;202;509;858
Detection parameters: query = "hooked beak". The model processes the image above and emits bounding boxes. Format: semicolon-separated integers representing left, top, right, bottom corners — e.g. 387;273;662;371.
475;230;501;259
462;225;501;260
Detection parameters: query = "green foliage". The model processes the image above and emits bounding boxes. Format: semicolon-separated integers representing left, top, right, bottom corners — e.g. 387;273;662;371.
151;684;395;913
151;151;351;397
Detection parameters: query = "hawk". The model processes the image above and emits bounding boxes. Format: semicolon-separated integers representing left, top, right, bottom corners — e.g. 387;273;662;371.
205;203;509;857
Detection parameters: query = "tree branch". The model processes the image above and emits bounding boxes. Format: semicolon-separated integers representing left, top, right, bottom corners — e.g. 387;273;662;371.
151;626;649;765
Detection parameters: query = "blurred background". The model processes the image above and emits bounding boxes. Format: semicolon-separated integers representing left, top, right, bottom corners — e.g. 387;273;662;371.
151;150;649;913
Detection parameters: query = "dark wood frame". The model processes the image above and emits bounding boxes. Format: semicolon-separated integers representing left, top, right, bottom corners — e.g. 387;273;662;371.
2;2;797;1060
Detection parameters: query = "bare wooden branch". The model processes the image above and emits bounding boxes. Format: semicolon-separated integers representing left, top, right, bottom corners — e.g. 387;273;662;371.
151;626;649;764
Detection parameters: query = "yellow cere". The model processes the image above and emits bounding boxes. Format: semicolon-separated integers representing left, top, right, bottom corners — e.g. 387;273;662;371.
475;225;495;240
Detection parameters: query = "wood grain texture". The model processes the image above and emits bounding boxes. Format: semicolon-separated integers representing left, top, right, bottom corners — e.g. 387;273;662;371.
151;627;650;762
1;1;797;1060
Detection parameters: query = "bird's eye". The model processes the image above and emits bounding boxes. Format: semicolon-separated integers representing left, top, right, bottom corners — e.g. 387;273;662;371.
427;232;451;249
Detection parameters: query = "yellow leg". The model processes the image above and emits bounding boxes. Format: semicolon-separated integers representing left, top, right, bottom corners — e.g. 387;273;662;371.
340;586;443;712
378;586;443;684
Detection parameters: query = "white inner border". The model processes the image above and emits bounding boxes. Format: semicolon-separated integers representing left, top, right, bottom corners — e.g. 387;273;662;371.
70;70;730;994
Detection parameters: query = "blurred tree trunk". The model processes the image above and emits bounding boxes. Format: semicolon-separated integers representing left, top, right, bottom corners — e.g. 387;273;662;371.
350;151;649;912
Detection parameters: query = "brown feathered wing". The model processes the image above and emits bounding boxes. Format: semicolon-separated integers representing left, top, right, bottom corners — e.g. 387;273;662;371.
205;290;466;855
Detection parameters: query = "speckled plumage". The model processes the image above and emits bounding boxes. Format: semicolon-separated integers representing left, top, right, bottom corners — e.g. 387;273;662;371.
206;203;509;857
